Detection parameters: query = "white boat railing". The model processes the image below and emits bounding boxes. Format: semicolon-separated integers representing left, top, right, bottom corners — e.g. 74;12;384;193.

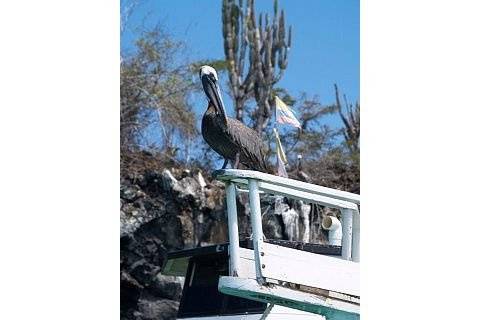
214;169;360;273
214;169;360;319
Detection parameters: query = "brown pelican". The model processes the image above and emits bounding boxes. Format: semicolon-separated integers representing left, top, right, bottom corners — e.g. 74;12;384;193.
199;66;270;172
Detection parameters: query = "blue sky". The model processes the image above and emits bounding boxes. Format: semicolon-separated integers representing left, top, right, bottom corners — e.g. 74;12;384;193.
121;0;359;130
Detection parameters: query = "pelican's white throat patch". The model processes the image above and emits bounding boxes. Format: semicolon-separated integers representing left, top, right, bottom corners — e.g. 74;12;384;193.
199;65;218;81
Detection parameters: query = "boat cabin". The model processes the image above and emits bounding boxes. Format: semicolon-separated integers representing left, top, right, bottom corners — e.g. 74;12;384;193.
163;240;341;319
162;169;360;320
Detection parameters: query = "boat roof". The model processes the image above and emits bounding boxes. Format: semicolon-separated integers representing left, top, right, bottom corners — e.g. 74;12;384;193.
163;240;341;276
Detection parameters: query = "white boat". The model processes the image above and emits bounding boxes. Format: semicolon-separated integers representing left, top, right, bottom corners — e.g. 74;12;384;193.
163;169;360;319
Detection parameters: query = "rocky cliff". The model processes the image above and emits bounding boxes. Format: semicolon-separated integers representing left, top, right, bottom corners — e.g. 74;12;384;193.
120;167;330;320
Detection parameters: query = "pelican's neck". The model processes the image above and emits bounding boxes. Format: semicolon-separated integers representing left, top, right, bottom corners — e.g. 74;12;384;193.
215;88;228;124
205;102;216;115
206;102;228;126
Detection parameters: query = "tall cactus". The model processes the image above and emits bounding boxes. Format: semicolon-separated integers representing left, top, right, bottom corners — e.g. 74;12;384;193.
222;0;252;121
222;0;292;132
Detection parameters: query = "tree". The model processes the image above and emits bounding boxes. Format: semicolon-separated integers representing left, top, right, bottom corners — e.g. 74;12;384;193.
121;27;197;167
335;84;360;154
277;88;360;194
281;93;338;160
296;85;360;193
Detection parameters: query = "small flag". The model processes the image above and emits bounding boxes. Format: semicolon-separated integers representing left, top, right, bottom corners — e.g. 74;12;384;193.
274;128;288;178
275;96;301;128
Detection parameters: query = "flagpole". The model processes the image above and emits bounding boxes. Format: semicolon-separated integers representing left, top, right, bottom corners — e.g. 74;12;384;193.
273;96;278;132
273;97;284;216
273;97;287;178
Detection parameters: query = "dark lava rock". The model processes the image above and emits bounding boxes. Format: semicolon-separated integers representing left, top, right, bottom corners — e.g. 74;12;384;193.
136;297;179;320
120;166;315;320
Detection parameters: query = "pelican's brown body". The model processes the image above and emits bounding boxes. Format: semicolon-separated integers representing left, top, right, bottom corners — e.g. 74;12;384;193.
202;102;270;172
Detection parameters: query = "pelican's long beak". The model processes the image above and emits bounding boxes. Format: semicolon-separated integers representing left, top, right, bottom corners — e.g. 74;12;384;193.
201;74;227;121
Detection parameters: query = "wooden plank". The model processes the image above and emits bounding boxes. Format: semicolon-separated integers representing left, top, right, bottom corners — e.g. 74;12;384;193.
260;243;359;297
258;181;358;210
248;179;266;282
214;169;360;204
226;182;241;276
352;211;360;262
219;276;359;319
340;209;353;260
292;284;360;305
239;248;357;304
238;247;256;278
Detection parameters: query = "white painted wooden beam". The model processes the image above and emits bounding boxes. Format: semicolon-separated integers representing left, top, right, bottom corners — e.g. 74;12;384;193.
214;169;360;204
352;211;360;262
258;181;358;210
340;209;353;261
225;182;240;276
248;179;265;283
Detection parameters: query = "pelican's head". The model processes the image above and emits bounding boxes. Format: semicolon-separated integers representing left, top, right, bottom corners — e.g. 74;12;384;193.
199;65;226;119
199;65;219;81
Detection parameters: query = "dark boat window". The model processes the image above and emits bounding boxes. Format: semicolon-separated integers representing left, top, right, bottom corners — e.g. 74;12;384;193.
224;294;266;314
177;252;266;318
